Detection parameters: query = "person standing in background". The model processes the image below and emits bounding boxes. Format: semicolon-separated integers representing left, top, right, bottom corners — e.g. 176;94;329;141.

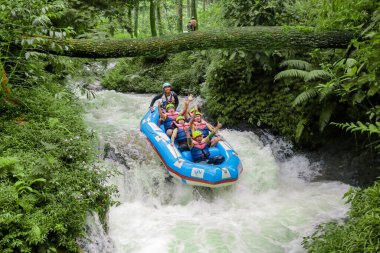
188;17;197;31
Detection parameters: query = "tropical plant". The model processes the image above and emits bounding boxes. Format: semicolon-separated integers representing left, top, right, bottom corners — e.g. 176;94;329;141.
332;121;380;151
303;180;380;253
274;59;338;135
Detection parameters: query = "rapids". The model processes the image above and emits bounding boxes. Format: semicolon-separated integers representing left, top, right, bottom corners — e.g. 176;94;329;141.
79;90;349;253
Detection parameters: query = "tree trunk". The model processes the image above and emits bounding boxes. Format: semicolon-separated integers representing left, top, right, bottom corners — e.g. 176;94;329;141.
191;0;197;20
134;0;139;38
177;0;183;33
127;6;134;38
191;0;197;29
30;27;354;58
156;0;163;36
187;0;191;18
149;0;157;37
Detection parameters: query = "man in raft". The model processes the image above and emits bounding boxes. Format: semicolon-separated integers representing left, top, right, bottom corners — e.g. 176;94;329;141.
184;122;225;164
150;82;179;112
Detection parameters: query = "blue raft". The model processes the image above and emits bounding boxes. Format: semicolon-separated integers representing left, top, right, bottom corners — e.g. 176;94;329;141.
140;107;243;188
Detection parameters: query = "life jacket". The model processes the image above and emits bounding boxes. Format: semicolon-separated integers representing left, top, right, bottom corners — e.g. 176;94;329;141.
161;92;175;109
172;122;189;142
191;139;210;162
193;120;210;137
163;111;179;130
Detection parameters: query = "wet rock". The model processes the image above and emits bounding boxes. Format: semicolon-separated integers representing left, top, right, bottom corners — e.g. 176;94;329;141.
103;143;130;169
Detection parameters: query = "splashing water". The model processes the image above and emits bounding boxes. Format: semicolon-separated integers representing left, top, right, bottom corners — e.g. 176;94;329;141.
80;90;349;253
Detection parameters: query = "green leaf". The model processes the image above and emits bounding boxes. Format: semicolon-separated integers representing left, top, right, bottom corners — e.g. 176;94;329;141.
295;118;307;142
30;178;46;185
30;224;42;243
14;180;25;188
346;66;358;77
279;60;313;71
305;70;332;82
319;102;335;132
274;69;308;81
229;52;236;60
292;88;318;106
48;117;59;128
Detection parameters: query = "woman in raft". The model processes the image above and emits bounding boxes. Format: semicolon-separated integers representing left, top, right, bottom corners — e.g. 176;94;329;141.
170;115;190;152
188;109;221;147
184;122;225;164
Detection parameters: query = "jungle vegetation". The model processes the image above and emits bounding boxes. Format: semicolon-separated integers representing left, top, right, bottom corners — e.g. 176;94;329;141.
0;0;379;252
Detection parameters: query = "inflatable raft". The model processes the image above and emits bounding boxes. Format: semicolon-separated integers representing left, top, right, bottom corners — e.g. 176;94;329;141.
140;107;243;188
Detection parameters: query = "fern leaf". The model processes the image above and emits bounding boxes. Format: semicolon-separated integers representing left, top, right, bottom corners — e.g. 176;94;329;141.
317;81;339;102
279;60;313;71
319;102;336;132
274;69;308;82
305;70;332;82
295;118;307;143
357;121;366;133
333;121;380;136
292;88;318;106
331;122;350;131
368;124;380;135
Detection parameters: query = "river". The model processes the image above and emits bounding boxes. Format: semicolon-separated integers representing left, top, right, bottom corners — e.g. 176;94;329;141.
78;89;349;253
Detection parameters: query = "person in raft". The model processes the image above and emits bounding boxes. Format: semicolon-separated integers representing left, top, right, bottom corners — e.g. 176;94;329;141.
187;107;198;120
170;116;190;152
184;122;225;164
149;82;179;112
158;98;190;136
189;111;221;147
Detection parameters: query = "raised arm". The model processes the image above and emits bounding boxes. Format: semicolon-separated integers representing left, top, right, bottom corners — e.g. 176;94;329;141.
158;101;166;119
188;115;196;132
204;122;222;143
184;125;194;149
205;121;216;132
179;94;193;116
171;128;178;146
179;99;190;116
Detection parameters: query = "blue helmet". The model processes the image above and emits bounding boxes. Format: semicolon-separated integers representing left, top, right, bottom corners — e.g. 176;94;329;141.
162;82;171;89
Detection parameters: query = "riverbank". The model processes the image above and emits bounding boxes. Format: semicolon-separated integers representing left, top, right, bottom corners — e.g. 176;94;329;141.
0;81;116;252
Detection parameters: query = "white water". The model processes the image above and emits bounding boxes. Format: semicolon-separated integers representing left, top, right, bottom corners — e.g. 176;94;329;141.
80;90;349;253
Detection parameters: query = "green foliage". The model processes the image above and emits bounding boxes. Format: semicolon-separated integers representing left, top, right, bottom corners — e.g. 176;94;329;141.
0;81;117;252
223;0;291;26
332;121;380;150
295;118;308;143
332;121;380;135
274;69;309;82
292;88;318;107
274;65;331;83
281;0;377;30
197;2;227;31
102;51;210;95
279;60;313;71
203;49;306;140
303;180;380;253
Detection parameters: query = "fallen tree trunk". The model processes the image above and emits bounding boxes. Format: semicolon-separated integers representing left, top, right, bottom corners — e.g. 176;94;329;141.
34;26;354;58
